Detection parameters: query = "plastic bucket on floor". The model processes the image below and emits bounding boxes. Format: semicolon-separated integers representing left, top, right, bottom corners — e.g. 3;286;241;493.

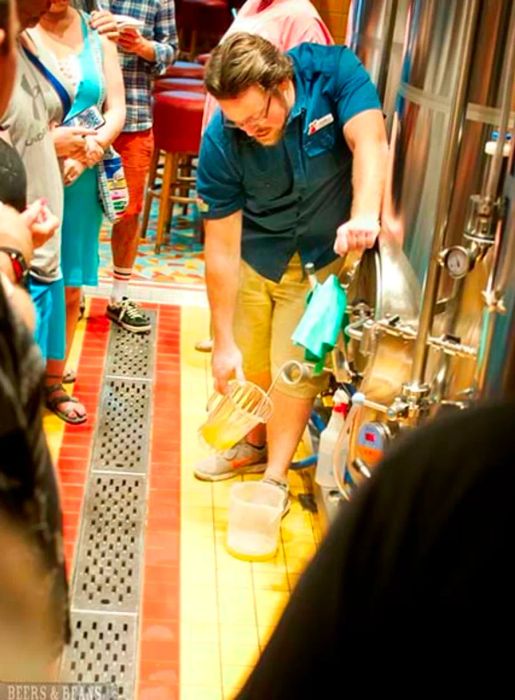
226;482;283;561
199;380;273;452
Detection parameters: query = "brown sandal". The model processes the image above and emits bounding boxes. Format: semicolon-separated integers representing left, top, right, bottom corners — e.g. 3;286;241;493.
44;383;87;425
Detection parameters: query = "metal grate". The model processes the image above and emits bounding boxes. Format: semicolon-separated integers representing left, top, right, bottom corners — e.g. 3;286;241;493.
90;379;152;474
61;612;137;699
72;475;146;612
104;314;156;379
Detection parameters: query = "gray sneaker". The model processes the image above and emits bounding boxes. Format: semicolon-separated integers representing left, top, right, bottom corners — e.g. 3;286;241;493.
194;440;267;481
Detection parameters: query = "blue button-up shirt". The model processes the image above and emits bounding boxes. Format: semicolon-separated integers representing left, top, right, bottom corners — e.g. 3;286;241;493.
197;43;381;282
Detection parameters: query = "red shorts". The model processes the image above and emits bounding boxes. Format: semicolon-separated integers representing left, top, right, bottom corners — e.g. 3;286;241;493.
113;129;154;217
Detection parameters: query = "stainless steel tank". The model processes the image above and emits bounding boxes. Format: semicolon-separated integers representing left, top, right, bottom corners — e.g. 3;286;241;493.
346;0;410;126
479;149;515;399
383;0;514;284
382;0;514;400
337;0;514;498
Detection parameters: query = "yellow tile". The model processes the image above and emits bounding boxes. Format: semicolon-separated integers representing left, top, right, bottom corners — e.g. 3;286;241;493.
181;569;217;590
252;569;290;593
218;585;254;610
218;603;256;627
249;548;287;575
182;554;217;577
218;624;259;648
219;639;260;668
216;567;253;590
181;640;221;666
182;604;219;626
181;622;219;644
287;573;302;591
211;483;234;509
181;686;223;700
181;503;216;523
214;545;254;574
182;488;214;507
181;659;221;688
284;543;317;576
254;590;288;630
257;622;278;649
221;666;252;697
182;583;218;607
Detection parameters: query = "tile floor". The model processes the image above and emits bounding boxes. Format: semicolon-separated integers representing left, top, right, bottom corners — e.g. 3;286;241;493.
44;297;321;700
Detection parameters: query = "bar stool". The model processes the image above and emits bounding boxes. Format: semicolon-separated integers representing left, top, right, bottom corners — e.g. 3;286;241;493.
142;90;205;254
180;0;232;57
153;77;205;94
164;60;205;79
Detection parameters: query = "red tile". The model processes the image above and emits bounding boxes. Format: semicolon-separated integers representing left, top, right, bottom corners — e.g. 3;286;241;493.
139;658;179;684
138;682;178;700
146;504;180;526
144;546;180;568
140;618;179;645
141;596;179;622
144;565;180;583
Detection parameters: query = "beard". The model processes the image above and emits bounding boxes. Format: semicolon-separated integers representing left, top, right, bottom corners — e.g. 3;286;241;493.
252;124;286;147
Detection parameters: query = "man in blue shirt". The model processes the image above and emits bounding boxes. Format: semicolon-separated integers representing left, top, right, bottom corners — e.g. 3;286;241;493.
195;33;387;501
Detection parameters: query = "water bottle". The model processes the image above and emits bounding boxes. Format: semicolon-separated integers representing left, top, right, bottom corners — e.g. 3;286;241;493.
315;389;349;488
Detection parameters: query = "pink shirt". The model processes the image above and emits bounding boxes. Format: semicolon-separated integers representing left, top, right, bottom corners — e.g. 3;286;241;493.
202;0;334;130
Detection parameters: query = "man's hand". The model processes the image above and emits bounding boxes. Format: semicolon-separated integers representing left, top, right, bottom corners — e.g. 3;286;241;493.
63;158;87;187
117;27;154;61
90;10;119;40
22;199;60;249
212;341;245;395
52;126;96;159
334;216;381;256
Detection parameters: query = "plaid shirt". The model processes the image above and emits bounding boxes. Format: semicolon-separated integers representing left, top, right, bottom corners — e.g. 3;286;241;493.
108;0;178;131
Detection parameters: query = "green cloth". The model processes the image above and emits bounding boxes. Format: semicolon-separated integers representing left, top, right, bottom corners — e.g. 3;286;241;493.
292;274;347;373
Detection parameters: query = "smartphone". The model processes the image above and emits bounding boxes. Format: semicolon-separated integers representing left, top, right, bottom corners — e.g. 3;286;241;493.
63;104;106;130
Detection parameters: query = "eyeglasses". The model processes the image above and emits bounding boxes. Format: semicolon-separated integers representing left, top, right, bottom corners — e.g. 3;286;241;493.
224;92;272;131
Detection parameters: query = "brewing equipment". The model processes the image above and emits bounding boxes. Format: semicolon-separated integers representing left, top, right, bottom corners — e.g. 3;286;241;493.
311;0;515;515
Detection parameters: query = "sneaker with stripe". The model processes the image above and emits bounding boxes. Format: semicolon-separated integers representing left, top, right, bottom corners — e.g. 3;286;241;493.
194;439;267;481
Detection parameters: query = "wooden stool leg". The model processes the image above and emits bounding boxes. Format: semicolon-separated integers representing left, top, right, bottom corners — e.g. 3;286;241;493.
141;148;160;239
155;152;175;254
189;29;197;60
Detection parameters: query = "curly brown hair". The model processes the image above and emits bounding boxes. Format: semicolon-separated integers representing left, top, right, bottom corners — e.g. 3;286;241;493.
205;32;294;100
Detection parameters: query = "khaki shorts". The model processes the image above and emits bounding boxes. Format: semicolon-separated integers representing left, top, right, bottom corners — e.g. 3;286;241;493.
233;254;343;399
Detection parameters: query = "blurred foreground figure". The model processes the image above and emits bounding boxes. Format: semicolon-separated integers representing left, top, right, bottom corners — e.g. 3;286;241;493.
0;514;63;680
237;400;515;696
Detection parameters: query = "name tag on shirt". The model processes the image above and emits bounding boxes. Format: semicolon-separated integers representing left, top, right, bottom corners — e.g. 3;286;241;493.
307;113;334;136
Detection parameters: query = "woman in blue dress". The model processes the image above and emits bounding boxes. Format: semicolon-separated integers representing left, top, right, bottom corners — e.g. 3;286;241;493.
31;0;125;423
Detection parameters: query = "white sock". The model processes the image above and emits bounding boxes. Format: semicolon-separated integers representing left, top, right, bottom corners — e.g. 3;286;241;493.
111;267;132;303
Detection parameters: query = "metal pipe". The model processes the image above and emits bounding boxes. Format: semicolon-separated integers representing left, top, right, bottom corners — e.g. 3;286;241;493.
376;0;399;105
410;0;481;387
484;0;515;203
474;0;515;392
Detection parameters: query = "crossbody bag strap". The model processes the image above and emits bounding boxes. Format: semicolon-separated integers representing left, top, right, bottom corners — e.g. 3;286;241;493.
22;45;72;119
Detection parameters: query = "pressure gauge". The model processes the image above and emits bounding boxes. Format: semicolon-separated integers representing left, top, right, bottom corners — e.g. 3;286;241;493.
443;246;472;279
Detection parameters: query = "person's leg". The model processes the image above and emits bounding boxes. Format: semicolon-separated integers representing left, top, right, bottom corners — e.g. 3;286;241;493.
194;261;273;480
107;130;154;332
44;278;86;424
264;255;344;484
64;286;81;362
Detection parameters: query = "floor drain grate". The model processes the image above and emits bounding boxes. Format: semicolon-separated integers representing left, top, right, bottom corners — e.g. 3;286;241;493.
91;378;152;474
104;312;156;379
61;612;137;698
72;474;145;613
